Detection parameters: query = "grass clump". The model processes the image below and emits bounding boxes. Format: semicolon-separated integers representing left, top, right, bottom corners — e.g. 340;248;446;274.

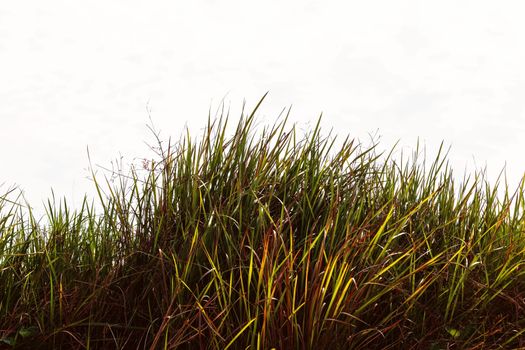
1;95;525;349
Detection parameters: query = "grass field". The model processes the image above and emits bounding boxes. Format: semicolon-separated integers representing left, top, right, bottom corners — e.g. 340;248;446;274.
1;95;525;349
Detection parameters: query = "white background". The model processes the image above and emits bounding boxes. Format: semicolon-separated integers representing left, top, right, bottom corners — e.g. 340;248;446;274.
1;1;525;216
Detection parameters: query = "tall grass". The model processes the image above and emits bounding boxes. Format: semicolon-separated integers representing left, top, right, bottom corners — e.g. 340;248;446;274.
1;95;525;349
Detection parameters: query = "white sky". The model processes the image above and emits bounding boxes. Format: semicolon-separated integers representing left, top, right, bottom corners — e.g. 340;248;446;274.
1;1;525;216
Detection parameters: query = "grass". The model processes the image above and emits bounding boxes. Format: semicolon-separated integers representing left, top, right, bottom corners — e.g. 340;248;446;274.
1;94;525;349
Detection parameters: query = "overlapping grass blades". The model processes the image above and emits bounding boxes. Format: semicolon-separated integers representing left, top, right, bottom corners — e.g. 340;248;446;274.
1;96;525;349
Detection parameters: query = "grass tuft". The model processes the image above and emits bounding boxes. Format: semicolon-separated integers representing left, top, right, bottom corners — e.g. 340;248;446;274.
1;96;525;349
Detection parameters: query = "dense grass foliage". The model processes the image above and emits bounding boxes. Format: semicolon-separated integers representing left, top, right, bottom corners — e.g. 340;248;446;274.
1;97;525;349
